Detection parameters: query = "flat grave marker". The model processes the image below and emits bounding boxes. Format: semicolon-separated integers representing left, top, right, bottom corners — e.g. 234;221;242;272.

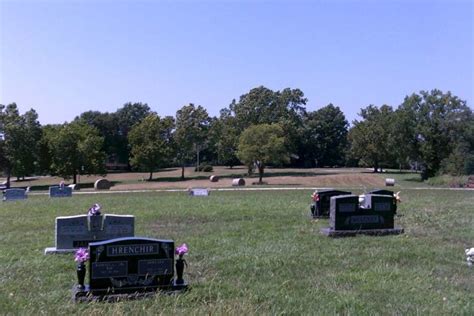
188;188;210;196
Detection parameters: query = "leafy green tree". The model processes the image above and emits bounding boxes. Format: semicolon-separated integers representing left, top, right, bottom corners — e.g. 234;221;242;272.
174;104;210;179
214;110;240;168
304;104;348;167
237;124;289;183
0;103;42;186
401;90;473;179
47;122;106;184
128;113;174;180
348;105;395;172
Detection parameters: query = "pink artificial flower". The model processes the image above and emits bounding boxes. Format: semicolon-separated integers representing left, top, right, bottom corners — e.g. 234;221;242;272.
88;203;101;216
175;243;188;256
74;248;89;263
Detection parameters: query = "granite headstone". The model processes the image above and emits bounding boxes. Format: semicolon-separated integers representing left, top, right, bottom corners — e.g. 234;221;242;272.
73;237;187;301
49;186;73;198
3;188;27;201
44;214;135;254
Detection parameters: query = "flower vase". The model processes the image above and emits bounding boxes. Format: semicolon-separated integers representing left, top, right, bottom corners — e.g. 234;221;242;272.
175;258;185;284
77;262;86;289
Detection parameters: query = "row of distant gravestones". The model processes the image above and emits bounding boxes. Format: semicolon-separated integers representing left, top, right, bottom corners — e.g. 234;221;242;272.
309;189;403;236
2;179;113;201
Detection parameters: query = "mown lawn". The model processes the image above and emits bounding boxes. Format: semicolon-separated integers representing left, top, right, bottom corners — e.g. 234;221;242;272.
0;189;473;314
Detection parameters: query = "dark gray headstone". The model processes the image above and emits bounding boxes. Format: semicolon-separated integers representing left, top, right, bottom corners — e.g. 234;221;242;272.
49;186;73;198
44;214;135;254
88;237;174;294
310;189;352;218
3;188;27;201
322;194;402;236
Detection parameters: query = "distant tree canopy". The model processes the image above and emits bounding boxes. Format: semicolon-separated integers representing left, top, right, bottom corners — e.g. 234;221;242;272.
0;103;42;187
45;122;106;184
174;104;210;179
128;113;174;180
2;88;472;184
237;124;290;183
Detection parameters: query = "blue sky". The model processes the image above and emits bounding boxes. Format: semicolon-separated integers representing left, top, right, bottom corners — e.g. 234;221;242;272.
1;0;472;125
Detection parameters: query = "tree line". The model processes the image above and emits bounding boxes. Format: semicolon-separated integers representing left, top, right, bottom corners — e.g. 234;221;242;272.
1;86;472;186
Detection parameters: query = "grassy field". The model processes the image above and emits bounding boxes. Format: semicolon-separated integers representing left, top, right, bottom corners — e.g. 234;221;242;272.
0;188;473;314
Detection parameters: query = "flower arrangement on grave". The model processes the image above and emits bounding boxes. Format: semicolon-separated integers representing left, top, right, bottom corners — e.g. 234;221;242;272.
87;203;101;216
74;248;89;289
175;243;188;285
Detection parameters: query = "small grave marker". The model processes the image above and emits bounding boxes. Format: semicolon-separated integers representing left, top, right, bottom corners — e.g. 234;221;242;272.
49;186;73;198
73;237;188;301
3;188;27;201
188;188;210;196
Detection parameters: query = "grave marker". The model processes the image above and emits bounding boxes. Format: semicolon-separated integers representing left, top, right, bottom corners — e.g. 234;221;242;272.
44;214;135;254
3;188;27;201
49;186;73;198
309;189;352;218
188;188;210;196
73;237;187;301
321;194;403;237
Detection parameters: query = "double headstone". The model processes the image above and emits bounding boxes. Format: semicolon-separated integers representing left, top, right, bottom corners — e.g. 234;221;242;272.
321;194;403;237
49;186;73;198
73;237;187;301
3;188;27;201
44;214;135;254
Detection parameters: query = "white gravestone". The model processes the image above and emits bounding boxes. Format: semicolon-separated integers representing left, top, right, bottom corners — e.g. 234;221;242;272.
189;188;210;196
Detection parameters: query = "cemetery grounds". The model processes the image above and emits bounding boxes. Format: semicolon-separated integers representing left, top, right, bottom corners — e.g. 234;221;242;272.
0;169;473;314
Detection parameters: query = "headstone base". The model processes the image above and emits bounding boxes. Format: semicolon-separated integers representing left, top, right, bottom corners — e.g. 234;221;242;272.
320;226;404;237
44;247;79;255
72;281;188;302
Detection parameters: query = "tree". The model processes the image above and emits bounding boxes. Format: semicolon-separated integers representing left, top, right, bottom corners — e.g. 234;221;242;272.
214;110;240;168
223;86;307;166
128;113;174;180
47;122;106;184
174;104;210;179
304;104;348;167
237;124;289;183
0;103;42;186
348;105;395;172
400;90;473;179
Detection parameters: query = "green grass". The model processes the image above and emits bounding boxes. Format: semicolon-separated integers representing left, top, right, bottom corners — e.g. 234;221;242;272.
0;189;473;314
